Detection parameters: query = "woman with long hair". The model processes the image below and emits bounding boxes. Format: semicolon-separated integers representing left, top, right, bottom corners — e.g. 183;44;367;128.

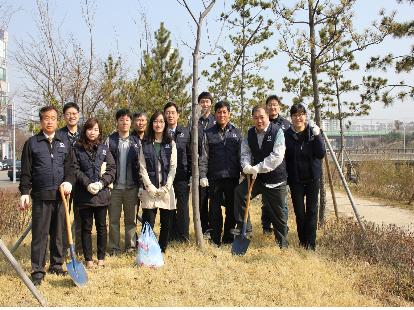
139;111;177;253
284;104;326;250
72;118;116;267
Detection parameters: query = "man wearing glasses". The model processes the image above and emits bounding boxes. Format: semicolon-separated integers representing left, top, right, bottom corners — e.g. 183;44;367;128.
59;102;82;255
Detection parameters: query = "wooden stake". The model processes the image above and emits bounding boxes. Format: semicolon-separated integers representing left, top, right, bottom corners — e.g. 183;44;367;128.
324;157;339;220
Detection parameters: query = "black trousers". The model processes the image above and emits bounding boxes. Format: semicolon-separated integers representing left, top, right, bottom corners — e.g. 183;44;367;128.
79;206;108;261
31;199;65;276
261;196;273;230
234;179;289;248
209;177;238;246
170;180;190;241
142;208;174;253
199;186;210;233
289;180;320;249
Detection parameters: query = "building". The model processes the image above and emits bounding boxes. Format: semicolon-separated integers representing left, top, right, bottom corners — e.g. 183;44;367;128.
0;29;10;159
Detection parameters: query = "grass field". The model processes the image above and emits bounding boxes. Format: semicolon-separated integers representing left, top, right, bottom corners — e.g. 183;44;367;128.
0;196;412;307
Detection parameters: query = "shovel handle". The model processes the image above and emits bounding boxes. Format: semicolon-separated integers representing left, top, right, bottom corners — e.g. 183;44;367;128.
243;175;256;224
59;186;73;246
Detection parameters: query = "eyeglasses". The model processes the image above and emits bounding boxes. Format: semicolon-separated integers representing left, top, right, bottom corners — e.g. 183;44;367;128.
291;113;306;119
65;112;79;117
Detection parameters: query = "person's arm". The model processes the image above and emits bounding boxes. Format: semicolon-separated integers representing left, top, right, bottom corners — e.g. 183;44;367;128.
255;128;286;173
240;136;252;170
71;148;91;187
165;141;177;189
101;149;116;187
19;140;32;195
312;132;326;159
199;133;209;179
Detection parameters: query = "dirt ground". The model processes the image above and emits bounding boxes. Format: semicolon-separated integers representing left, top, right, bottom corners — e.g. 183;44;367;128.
325;190;414;232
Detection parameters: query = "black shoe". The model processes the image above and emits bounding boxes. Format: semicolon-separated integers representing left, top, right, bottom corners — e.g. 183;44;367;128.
203;229;213;240
230;227;252;237
262;227;273;235
108;250;121;256
31;273;44;286
48;267;67;276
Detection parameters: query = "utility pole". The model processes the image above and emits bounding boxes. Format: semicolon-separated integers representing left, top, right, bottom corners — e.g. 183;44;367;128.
12;98;15;183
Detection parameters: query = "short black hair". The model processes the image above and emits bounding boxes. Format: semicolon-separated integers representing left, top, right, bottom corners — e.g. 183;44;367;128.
63;102;80;114
198;91;213;104
251;105;268;116
115;108;132;121
214;100;230;113
265;95;281;106
290;103;307;116
39;106;59;120
163;101;179;113
133;112;147;119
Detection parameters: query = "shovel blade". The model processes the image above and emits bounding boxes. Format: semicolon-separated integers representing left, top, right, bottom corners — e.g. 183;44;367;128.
231;235;251;256
66;259;88;287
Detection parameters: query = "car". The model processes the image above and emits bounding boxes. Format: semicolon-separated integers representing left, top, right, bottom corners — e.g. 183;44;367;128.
2;159;14;170
8;160;21;181
0;161;3;170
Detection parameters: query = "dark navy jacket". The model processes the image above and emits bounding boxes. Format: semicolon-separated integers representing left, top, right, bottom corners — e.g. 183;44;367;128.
170;125;191;182
197;114;216;155
270;114;291;132
141;139;173;188
284;125;326;184
247;123;287;184
72;143;116;207
59;126;81;147
200;123;241;181
108;132;141;186
19;131;75;200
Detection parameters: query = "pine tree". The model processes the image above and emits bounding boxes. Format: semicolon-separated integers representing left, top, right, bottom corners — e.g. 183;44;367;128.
137;23;191;120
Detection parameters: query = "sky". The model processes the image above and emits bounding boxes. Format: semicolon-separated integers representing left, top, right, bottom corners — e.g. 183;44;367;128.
4;0;414;124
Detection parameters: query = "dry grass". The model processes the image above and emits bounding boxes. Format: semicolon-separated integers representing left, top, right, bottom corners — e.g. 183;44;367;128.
0;194;412;306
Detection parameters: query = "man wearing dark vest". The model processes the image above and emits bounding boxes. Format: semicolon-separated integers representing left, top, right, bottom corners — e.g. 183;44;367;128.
59;101;82;254
19;105;75;286
199;100;241;246
106;108;141;255
197;91;216;237
131;112;148;141
232;105;289;249
164;102;191;242
260;95;291;234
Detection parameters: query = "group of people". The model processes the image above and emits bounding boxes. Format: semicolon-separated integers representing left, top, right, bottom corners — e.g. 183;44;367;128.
18;92;326;286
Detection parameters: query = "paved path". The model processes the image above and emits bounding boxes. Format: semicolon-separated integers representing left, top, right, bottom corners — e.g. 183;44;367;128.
326;190;414;232
0;170;18;190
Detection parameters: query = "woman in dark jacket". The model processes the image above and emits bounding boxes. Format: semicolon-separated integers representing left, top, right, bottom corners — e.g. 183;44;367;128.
285;104;326;250
73;118;116;268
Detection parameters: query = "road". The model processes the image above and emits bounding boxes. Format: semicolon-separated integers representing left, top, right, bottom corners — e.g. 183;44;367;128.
0;170;18;190
326;189;414;232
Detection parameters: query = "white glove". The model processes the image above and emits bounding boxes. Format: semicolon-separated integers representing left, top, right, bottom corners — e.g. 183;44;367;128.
95;181;104;191
100;162;107;176
312;124;320;136
87;182;99;195
19;195;30;210
146;184;158;198
200;177;209;188
61;182;72;195
188;176;192;187
243;165;258;179
156;185;169;197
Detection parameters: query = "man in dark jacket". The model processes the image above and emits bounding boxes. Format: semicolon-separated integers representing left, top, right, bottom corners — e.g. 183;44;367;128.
19;105;75;286
131;112;147;141
199;100;241;246
197;91;216;237
164;102;192;242
233;105;289;249
59;101;82;255
106;109;141;254
260;95;291;234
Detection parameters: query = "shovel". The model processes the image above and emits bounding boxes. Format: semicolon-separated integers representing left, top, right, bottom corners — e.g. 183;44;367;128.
232;175;256;256
59;186;88;287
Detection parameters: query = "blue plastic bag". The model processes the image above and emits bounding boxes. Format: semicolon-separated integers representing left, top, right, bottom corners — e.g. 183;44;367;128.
136;222;164;268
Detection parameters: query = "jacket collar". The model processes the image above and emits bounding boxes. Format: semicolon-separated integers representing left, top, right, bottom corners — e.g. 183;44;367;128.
36;130;64;142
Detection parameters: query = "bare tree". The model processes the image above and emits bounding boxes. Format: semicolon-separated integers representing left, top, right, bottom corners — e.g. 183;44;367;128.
178;0;215;249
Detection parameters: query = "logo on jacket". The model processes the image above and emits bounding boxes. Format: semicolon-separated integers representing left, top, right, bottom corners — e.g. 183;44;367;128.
267;135;272;142
165;144;170;149
102;149;107;156
59;142;65;148
232;133;237;138
179;132;184;138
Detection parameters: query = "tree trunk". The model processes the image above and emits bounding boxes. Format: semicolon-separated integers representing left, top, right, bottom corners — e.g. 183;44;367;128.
308;0;326;227
240;11;246;133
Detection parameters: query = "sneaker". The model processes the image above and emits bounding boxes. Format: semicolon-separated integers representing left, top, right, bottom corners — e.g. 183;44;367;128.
97;259;105;267
85;261;94;269
263;227;273;235
203;229;213;240
48;267;67;276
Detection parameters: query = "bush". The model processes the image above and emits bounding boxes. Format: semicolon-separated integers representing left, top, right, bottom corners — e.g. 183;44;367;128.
319;217;414;303
0;189;31;237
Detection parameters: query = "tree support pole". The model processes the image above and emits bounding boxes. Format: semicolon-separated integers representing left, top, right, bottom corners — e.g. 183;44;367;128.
11;221;32;254
0;239;47;306
324;157;339;220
